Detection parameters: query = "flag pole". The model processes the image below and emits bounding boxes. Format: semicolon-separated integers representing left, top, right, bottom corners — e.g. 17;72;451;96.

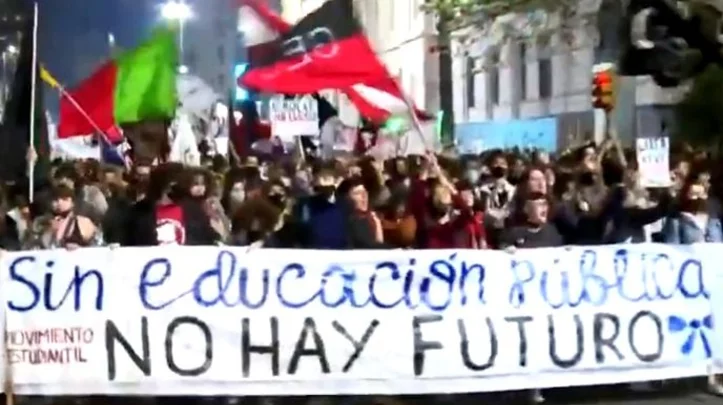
4;315;13;405
41;68;130;169
393;78;432;152
27;2;38;203
55;85;114;146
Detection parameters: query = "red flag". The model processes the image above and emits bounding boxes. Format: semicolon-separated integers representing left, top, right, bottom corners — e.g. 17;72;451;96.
241;0;387;93
56;62;123;142
238;0;428;123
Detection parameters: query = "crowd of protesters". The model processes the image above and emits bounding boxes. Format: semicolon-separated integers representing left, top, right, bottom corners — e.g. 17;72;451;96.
0;136;719;253
0;136;721;404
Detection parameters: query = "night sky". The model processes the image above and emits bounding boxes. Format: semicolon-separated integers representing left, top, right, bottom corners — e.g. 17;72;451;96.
38;0;159;113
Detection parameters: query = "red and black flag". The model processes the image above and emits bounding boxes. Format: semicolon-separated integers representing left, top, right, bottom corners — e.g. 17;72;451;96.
238;0;431;124
240;0;389;94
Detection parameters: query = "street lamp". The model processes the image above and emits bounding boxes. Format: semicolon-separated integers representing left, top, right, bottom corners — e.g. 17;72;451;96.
2;45;18;109
160;1;192;66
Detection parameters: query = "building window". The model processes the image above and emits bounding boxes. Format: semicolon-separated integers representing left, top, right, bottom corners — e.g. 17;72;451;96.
519;42;527;100
538;35;552;99
217;46;225;64
466;57;476;108
489;50;500;105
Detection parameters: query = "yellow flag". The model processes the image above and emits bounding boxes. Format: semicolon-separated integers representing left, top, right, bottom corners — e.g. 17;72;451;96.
39;66;60;89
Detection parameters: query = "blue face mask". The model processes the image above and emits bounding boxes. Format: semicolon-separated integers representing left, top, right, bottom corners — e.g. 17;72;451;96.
465;169;480;184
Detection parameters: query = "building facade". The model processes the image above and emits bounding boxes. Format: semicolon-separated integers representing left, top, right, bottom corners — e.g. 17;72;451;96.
277;0;684;150
182;0;238;95
453;0;688;150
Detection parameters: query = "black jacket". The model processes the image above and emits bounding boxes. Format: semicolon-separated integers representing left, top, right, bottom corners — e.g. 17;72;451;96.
601;186;672;244
122;198;219;246
0;215;20;250
346;212;388;249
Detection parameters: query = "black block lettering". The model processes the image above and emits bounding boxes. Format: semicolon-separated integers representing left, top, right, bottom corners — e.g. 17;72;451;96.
165;316;213;376
458;317;497;371
413;314;443;376
288;317;330;375
505;316;532;367
332;319;379;372
242;317;280;377
629;311;663;362
593;312;623;363
548;314;583;368
105;317;150;380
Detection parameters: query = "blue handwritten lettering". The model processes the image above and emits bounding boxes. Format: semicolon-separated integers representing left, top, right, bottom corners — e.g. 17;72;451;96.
139;251;485;311
507;248;707;309
8;256;103;312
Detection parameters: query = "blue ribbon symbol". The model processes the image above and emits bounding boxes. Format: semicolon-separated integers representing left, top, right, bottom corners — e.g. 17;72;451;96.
668;314;713;358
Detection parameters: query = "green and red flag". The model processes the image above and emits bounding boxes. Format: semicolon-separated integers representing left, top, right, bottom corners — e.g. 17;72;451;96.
54;28;178;139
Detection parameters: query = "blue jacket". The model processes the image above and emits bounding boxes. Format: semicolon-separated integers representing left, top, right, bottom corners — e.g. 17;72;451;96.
661;212;723;244
296;196;348;249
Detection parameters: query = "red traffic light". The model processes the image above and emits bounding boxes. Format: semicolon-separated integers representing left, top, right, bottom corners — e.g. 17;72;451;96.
593;71;613;85
591;68;615;110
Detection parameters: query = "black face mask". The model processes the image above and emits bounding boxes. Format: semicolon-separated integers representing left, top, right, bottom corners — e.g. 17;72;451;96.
430;204;451;219
490;166;507;179
167;184;185;201
683;198;707;213
133;175;150;191
579;172;596;186
267;194;286;208
246;230;264;243
53;208;72;218
314;185;336;199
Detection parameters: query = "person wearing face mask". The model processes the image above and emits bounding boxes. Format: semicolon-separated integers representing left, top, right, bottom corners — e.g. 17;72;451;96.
183;168;230;243
123;164;219;246
599;161;672;244
660;174;723;395
479;152;515;247
661;175;723;244
293;165;347;249
480;152;515;209
421;179;477;249
221;168;249;218
260;181;299;248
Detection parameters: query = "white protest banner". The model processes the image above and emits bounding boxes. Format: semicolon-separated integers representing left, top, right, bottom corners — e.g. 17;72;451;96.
269;96;319;143
0;244;719;395
636;137;670;187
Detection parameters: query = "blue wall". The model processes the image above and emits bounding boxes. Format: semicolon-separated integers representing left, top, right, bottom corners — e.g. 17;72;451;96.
455;117;558;154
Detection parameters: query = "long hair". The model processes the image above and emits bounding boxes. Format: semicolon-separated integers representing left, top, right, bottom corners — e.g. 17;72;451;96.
221;167;248;213
146;163;185;202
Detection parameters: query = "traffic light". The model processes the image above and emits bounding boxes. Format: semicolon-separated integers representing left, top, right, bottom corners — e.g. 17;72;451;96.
592;64;616;111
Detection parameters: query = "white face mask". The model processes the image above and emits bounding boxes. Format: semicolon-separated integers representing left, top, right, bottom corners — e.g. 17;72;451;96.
229;189;245;203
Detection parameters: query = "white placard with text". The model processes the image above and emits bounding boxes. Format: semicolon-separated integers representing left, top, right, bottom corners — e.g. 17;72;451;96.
1;244;722;395
636;137;670;187
269;96;319;143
